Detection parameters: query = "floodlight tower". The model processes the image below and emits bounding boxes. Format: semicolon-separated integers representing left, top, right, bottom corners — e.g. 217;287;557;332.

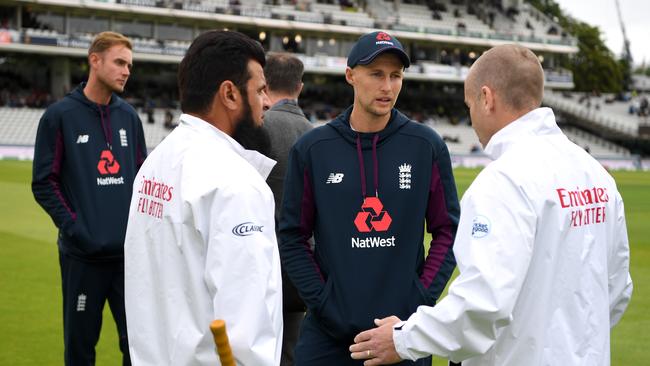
615;0;633;90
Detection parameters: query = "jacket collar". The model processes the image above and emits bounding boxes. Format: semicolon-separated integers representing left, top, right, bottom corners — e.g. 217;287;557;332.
70;82;121;109
327;106;410;148
484;107;562;160
269;101;305;118
179;113;276;179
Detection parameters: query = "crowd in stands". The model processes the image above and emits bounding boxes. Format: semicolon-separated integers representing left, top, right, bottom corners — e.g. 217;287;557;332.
0;89;53;108
561;90;650;119
0;72;54;108
628;94;649;117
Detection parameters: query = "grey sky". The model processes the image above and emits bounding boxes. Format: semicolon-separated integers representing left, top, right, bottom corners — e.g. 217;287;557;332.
554;0;650;66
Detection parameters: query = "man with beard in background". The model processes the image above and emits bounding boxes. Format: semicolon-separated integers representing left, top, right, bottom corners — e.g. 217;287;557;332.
123;30;283;366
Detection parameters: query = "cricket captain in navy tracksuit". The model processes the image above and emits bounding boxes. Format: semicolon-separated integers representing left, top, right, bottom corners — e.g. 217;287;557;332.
32;32;146;366
279;31;460;365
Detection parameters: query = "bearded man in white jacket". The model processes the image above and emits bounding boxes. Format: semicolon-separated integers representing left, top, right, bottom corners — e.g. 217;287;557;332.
124;31;283;365
350;44;633;366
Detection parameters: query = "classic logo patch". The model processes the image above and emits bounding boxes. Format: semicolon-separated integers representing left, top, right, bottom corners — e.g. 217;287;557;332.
471;215;490;238
232;222;264;236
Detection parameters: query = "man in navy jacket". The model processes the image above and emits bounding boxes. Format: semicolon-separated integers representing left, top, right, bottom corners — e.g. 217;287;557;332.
32;32;146;365
279;31;460;365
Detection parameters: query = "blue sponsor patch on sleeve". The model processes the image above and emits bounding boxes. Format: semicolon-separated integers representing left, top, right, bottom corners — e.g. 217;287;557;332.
471;215;490;239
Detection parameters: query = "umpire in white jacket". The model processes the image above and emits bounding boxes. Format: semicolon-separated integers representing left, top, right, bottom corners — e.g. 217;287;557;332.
350;44;633;366
124;31;283;365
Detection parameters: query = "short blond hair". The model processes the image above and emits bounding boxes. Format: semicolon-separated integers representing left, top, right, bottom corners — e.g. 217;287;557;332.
467;44;544;112
88;31;132;56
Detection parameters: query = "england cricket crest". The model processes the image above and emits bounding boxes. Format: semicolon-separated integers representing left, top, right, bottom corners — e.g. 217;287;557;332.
399;163;411;190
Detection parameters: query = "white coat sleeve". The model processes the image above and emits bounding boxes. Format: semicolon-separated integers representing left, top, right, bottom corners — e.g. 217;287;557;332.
608;191;633;328
203;182;282;366
393;170;536;363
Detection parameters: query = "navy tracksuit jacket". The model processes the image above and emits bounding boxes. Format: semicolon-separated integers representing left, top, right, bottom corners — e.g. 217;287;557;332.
32;83;147;261
279;107;460;364
32;84;146;365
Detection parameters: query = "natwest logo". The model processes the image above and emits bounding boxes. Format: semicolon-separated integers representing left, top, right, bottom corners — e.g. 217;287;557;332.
97;150;120;175
376;32;391;41
354;197;392;232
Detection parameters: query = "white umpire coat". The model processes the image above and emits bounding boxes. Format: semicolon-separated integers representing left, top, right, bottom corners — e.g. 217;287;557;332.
393;108;633;365
124;114;283;366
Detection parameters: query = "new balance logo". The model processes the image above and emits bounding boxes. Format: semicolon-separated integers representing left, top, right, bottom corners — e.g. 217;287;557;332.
76;135;89;144
326;173;344;184
76;294;87;312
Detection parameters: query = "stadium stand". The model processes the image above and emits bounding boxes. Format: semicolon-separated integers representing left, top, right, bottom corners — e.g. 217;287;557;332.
0;105;631;160
1;0;647;165
0;108;43;146
544;90;650;137
560;125;632;157
0;107;175;151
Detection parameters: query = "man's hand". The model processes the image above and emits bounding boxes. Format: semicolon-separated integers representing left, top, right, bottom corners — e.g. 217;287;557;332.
349;316;403;365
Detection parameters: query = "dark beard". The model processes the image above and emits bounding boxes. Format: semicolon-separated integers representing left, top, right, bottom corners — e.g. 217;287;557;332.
232;97;271;157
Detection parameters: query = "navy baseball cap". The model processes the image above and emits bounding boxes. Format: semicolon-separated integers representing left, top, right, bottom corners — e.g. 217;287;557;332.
347;31;410;68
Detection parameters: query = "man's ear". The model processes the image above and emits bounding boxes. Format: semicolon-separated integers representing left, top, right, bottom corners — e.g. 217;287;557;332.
88;53;100;70
218;80;241;111
345;67;355;85
481;85;495;113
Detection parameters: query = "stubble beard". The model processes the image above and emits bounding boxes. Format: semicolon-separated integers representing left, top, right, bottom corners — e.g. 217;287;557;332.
98;71;126;94
364;99;392;119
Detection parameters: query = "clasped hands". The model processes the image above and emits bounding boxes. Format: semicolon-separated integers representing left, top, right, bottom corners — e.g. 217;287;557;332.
349;316;403;365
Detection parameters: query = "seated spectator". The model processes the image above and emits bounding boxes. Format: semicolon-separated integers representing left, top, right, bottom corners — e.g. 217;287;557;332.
442;135;460;143
163;109;176;129
630;98;640;115
640;96;649;116
526;20;533;30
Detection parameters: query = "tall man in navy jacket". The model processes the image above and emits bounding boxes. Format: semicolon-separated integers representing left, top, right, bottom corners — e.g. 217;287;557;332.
32;31;147;365
279;31;460;365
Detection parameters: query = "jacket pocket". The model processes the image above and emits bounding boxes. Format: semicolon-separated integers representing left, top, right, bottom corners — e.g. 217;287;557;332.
413;275;436;309
62;219;95;255
314;277;354;340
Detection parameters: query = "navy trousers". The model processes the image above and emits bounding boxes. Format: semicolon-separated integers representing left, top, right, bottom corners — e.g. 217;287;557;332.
294;313;432;366
281;312;305;366
59;252;130;366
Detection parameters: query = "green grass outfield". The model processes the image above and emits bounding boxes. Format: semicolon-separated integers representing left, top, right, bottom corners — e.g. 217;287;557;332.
0;160;647;365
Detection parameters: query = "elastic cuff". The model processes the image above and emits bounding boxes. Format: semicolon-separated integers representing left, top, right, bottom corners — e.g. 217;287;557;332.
393;321;416;361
